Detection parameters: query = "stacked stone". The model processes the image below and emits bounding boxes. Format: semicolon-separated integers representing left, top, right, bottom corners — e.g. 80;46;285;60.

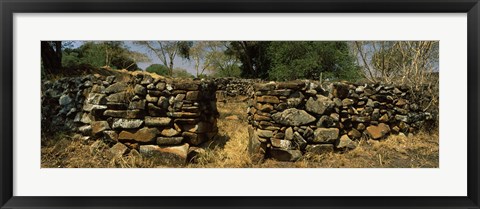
41;75;97;135
71;72;218;166
247;80;434;162
214;78;260;102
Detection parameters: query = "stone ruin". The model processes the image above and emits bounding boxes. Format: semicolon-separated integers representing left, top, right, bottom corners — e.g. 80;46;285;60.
247;80;435;162
42;72;218;165
214;77;259;102
42;72;436;165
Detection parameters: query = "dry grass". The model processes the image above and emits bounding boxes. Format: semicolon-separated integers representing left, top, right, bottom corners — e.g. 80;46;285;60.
41;133;156;168
186;101;252;168
188;100;439;168
259;132;438;168
42;99;438;168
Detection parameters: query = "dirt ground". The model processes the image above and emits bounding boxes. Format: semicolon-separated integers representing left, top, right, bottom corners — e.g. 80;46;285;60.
41;100;439;168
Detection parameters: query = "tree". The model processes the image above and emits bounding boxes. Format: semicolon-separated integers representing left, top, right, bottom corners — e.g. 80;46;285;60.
187;41;241;78
353;41;439;112
41;41;63;74
135;41;192;76
172;67;194;78
225;41;271;79
209;51;242;78
62;41;149;71
189;41;211;77
353;41;439;84
204;41;241;78
146;64;170;75
267;41;360;81
224;41;360;81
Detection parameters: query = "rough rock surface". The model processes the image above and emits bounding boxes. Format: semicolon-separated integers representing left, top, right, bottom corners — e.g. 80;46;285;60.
139;144;189;166
271;108;316;126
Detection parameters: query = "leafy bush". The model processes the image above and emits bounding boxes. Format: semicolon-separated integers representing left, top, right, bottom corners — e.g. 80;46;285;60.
172;68;194;78
267;41;361;81
146;64;169;75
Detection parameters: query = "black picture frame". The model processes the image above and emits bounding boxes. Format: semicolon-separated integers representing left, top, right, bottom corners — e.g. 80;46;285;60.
1;0;479;208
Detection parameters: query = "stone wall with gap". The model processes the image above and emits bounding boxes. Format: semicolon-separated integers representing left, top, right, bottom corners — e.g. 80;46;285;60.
214;77;260;102
247;80;436;162
42;72;218;166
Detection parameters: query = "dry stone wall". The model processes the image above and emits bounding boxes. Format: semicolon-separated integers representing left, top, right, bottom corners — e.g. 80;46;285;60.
214;77;259;102
42;74;436;166
247;80;435;162
42;73;218;165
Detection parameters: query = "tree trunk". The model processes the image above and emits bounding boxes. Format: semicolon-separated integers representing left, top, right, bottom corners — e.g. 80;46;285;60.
41;41;62;74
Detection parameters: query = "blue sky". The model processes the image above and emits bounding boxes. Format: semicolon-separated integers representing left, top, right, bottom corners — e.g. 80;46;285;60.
71;41;197;75
69;41;439;76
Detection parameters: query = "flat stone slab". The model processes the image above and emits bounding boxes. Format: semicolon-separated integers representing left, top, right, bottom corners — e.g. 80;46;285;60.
271;108;316;126
312;128;339;143
139;144;189;166
112;119;143;129
118;127;159;143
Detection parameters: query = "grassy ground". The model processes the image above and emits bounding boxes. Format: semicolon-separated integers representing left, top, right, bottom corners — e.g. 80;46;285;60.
41;99;439;168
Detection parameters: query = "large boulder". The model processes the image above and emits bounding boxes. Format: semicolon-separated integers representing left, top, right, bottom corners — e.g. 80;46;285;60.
105;82;128;94
91;121;110;135
269;149;302;162
134;84;146;96
118;127;159;143
366;123;391;140
270;138;292;149
335;135;357;149
312;128;339;143
271;108;316;126
108;142;128;159
305;95;333;115
139;144;189;166
256;129;273;138
347;129;362;139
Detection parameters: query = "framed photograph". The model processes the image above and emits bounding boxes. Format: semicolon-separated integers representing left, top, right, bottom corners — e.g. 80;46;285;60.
1;0;479;208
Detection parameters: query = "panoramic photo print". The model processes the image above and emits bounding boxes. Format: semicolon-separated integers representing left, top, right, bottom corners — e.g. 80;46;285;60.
41;41;439;168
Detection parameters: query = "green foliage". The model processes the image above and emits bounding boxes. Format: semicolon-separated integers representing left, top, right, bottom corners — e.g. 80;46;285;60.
146;64;170;75
61;41;144;71
111;56;140;71
62;51;82;68
212;64;242;78
267;41;361;81
172;68;194;78
225;41;271;79
177;41;194;60
226;41;361;81
135;41;192;76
